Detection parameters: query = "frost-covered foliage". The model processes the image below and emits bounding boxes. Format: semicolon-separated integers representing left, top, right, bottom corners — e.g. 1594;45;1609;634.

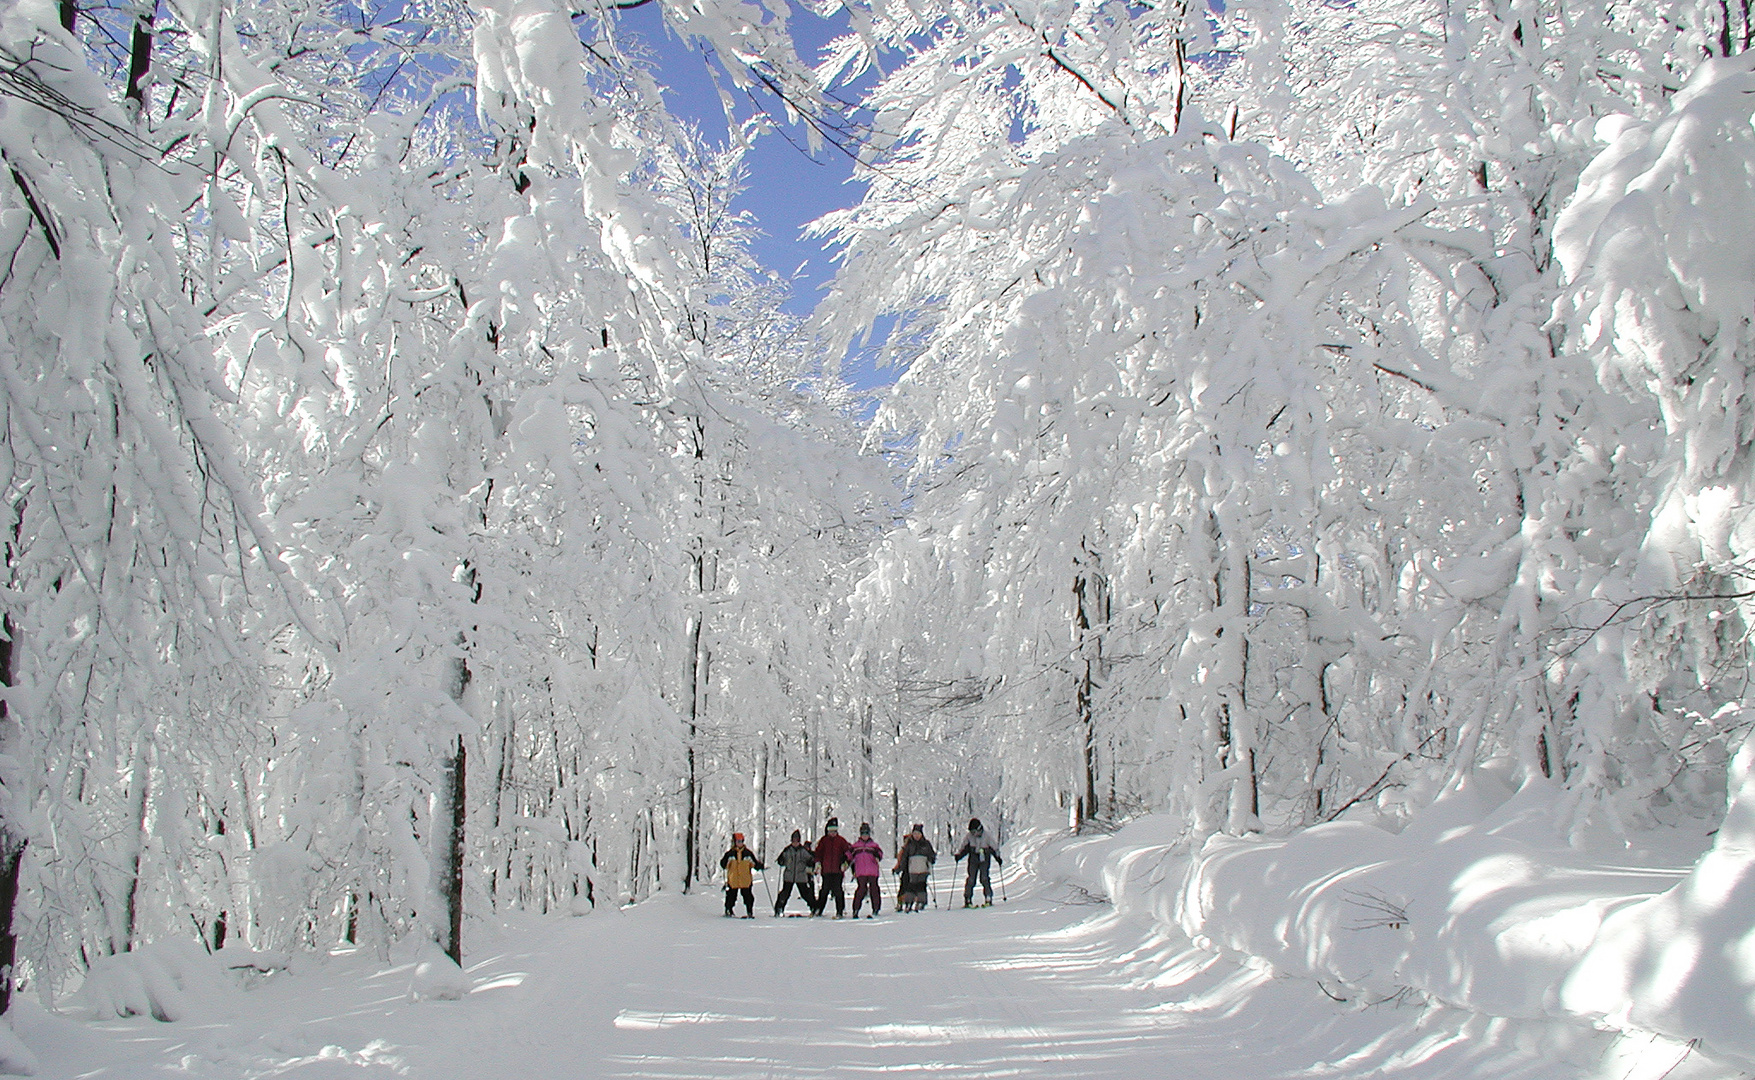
825;0;1755;845
0;0;878;1013
3;0;1755;1047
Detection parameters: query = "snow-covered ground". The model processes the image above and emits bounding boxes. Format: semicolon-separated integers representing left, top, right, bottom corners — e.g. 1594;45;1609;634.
9;831;1744;1080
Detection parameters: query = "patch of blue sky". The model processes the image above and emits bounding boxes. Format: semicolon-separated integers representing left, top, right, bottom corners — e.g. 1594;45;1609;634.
612;2;867;322
610;4;916;393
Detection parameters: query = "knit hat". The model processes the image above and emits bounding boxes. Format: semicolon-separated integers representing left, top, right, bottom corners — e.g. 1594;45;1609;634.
859;822;872;836
790;829;802;842
826;816;839;829
969;817;982;831
733;832;745;843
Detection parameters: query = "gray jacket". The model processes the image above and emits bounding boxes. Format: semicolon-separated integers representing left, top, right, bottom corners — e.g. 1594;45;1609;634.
775;842;817;884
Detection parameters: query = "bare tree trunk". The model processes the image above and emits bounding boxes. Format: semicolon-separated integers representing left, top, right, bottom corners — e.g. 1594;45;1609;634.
435;730;466;965
683;609;702;892
435;652;470;966
682;417;712;892
891;652;902;845
490;698;513;909
1073;543;1110;830
0;611;24;1015
1217;538;1259;832
122;735;152;952
124;0;154;113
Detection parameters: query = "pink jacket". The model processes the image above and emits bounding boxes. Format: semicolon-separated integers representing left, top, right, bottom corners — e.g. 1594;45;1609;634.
849;838;884;877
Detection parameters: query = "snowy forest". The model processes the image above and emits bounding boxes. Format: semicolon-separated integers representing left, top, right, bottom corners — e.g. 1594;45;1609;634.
1;0;1754;1059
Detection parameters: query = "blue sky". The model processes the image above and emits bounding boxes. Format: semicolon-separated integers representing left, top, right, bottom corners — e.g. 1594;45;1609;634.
615;5;867;320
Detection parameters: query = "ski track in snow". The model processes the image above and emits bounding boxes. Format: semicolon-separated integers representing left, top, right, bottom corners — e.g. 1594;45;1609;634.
14;865;1719;1080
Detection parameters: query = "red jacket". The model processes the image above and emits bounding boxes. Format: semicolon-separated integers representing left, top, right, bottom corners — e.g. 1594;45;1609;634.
814;832;852;875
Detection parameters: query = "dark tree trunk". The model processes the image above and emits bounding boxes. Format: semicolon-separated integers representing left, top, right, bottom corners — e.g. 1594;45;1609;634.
434;638;471;966
0;838;19;1014
124;1;154;111
440;732;465;966
0;611;22;1015
682;417;711;892
683;609;702;892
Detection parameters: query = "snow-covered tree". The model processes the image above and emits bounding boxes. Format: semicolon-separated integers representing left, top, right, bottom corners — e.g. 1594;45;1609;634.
823;0;1747;843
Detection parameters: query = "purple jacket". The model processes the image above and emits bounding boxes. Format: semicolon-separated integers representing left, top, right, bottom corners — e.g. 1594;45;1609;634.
849;838;884;877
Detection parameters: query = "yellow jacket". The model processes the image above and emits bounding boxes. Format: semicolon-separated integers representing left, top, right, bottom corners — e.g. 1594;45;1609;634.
720;845;763;889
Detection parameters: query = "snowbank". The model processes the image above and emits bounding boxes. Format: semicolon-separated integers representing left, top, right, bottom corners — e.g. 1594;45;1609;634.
1563;734;1755;1059
1046;737;1755;1066
63;941;293;1023
0;1022;35;1077
407;945;471;1001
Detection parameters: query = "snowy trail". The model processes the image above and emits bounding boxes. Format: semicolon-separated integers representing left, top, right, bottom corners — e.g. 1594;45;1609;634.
16;860;1705;1079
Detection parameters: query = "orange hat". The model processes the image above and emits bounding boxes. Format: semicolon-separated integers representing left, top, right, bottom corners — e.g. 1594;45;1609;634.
732;832;745;842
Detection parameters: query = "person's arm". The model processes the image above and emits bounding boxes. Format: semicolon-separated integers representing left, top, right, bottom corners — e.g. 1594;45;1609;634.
720;849;732;870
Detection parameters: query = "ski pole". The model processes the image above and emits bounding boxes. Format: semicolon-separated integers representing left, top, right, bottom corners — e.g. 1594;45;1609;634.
759;867;774;913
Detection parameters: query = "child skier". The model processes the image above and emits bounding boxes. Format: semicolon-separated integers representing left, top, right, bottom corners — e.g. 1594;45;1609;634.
849;823;885;918
895;823;937;912
812;818;851;918
773;829;818;916
719;833;763;918
953;817;1002;907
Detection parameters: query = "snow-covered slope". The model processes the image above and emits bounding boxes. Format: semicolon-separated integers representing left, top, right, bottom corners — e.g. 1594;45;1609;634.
1563;731;1755;1060
1044;733;1755;1071
11;849;1739;1079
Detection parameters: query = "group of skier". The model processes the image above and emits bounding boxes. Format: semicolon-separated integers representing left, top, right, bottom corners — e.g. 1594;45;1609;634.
717;817;1003;919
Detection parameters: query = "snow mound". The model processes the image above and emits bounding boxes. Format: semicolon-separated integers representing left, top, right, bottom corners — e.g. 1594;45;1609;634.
1055;736;1755;1067
1173;769;1670;1020
1563;732;1755;1061
0;1021;35;1076
65;940;228;1022
407;946;469;1002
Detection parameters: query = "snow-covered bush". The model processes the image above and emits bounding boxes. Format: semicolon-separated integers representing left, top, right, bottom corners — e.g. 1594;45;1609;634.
65;942;227;1023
